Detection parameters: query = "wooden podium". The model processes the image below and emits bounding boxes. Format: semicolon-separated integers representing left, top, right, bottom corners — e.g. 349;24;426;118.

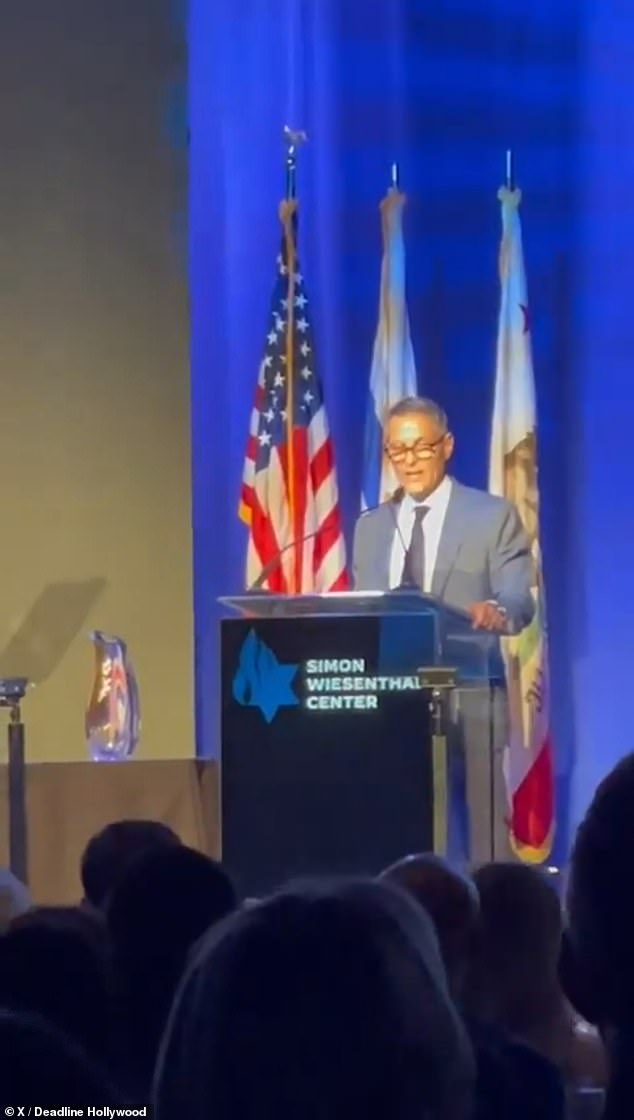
219;591;503;896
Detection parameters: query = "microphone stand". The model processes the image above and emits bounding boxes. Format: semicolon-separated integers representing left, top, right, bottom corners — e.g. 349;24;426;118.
0;678;29;883
248;525;338;592
419;667;457;857
249;494;399;593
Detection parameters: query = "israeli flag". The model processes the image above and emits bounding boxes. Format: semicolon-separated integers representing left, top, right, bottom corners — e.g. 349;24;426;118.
361;188;418;509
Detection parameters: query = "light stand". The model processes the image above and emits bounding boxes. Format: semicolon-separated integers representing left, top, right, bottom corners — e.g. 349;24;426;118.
0;677;29;883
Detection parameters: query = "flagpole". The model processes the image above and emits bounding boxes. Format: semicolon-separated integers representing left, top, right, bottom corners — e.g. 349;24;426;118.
282;127;306;593
506;149;515;191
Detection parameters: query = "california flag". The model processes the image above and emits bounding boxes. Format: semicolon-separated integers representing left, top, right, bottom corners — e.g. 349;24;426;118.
489;186;555;863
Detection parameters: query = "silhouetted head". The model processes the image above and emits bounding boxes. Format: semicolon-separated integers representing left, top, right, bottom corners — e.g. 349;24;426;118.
107;845;237;972
154;877;475;1120
81;818;180;909
0;1011;120;1105
384;397;454;500
12;904;109;958
0;909;113;1059
465;862;562;1034
564;753;634;1030
107;845;237;1097
380;853;480;998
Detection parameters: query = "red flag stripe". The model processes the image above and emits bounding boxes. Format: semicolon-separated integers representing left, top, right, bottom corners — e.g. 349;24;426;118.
310;432;334;495
511;735;555;852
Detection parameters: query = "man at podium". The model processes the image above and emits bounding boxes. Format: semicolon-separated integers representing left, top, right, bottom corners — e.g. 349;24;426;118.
353;395;534;861
352;396;534;635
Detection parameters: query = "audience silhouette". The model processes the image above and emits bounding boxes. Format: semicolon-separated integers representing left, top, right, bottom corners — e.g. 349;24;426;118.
382;853;567;1120
0;775;629;1120
0;1011;121;1105
80;818;180;911
564;753;634;1118
154;878;475;1120
107;843;236;1098
0;906;113;1064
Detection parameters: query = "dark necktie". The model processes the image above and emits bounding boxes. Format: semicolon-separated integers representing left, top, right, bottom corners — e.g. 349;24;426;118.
401;505;428;590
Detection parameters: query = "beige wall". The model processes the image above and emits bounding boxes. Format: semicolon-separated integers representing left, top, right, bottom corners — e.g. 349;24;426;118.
0;2;193;761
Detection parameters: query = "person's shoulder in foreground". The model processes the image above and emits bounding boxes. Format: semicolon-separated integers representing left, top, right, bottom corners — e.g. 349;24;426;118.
469;1017;566;1120
564;752;634;1120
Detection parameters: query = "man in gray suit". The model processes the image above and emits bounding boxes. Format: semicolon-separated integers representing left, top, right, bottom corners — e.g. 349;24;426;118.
352;396;534;861
353;397;534;633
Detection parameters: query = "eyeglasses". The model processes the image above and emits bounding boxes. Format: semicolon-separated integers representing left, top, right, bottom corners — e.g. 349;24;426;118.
384;435;447;463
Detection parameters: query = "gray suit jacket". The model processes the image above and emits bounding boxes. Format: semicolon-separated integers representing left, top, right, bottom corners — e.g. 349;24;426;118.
352;480;534;633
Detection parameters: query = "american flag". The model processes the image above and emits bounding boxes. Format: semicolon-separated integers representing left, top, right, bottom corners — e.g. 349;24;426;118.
239;201;348;593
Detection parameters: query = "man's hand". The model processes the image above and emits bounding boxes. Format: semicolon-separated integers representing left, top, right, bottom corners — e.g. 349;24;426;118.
469;601;508;632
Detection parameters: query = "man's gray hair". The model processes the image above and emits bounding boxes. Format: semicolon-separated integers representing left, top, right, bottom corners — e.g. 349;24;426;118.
386;396;449;433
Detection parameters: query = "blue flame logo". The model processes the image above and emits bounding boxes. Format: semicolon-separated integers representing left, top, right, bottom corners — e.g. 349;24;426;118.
232;630;299;723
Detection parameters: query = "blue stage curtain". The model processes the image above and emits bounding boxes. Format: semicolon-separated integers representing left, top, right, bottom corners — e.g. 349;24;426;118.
190;0;582;858
568;5;634;832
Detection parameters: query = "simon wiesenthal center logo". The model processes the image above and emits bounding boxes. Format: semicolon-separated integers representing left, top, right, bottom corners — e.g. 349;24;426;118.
232;630;421;723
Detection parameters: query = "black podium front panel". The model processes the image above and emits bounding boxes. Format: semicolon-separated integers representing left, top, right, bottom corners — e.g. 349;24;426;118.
221;614;434;896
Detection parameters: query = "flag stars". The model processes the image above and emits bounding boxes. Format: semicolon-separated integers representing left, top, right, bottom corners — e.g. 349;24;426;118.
254;249;321;463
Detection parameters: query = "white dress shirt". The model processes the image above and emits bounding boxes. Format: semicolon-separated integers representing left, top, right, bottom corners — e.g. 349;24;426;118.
389;476;453;592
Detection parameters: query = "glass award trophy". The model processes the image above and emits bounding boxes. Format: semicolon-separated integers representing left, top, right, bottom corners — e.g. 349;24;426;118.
86;632;140;761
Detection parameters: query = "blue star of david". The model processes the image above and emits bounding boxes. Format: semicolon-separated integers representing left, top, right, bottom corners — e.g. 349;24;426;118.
232;629;299;723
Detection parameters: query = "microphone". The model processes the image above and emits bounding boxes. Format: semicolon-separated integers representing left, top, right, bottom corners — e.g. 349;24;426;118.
248;495;396;592
387;487;418;588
